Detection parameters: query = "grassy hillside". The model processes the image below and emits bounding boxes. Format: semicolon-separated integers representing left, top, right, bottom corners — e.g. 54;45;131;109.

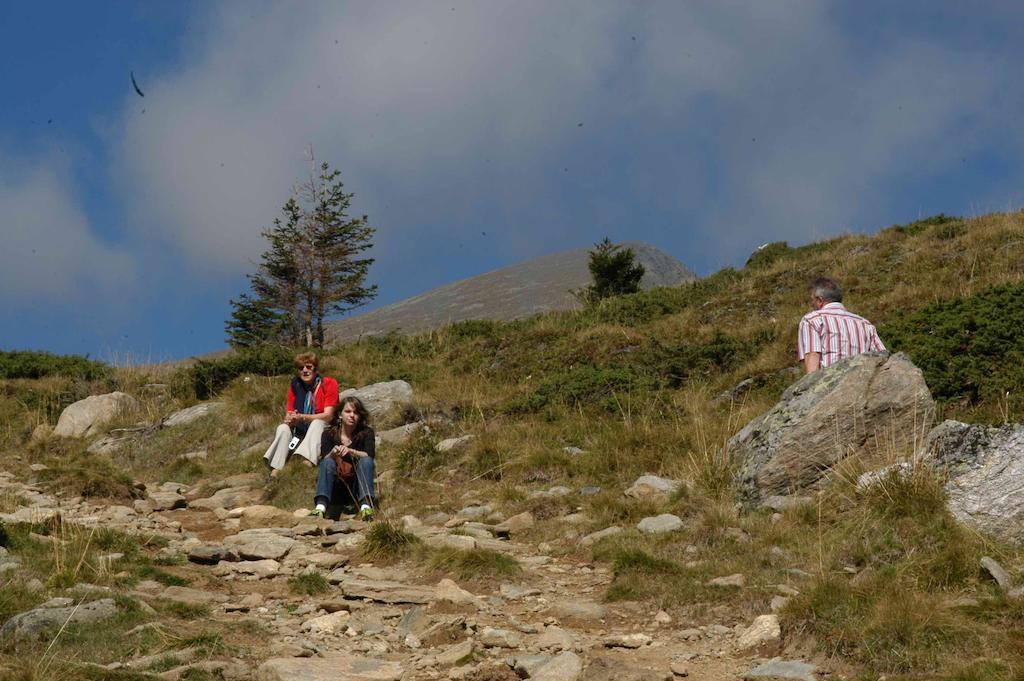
4;211;1024;680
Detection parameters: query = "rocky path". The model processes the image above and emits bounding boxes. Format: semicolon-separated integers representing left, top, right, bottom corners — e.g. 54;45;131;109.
0;469;811;681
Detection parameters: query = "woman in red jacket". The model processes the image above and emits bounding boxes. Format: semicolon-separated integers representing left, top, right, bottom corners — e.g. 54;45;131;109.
263;352;339;478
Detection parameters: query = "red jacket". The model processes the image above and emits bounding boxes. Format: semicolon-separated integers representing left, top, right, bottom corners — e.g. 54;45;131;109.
286;375;340;414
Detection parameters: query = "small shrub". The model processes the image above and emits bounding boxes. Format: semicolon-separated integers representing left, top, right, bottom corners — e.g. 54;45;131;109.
0;350;109;380
745;241;791;268
288;572;330;595
362;521;420;561
886;213;962;237
883;283;1024;411
188;346;294;400
505;365;655;414
162;601;211;618
426;547;521;580
394;435;445;476
136;565;190;587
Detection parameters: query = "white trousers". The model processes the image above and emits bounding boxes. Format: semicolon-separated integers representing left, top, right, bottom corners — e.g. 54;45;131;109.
263;420;326;471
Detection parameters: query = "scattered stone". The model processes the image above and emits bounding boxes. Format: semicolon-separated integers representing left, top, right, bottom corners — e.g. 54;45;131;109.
531;651;583;681
730;352;934;503
378;422;424;446
637;514;683;534
436;578;479;606
301;611;351;635
188;545;238;565
147;490;187;511
494;511;534;535
478;626;521;648
163;402;224;427
707;573;746;588
223;529;298;560
437;435;475;452
770;596;791;612
603;632;651;648
327;576;436;604
180;449;208;462
736;614;781;654
160;586;228;605
427;534;477;551
547;600;606;621
537;625;574;651
220;559;281;578
1;598;118;638
762;495;813;512
655;610;672;625
189;487;260;511
563;446;585;455
624;475;682;503
579;486;602;496
435;639;474;666
581;526;623;546
499;583;540;599
456;505;491;519
744;660;817;681
670;659;690;677
257;654;403;681
54;392;141;438
981;556;1014;590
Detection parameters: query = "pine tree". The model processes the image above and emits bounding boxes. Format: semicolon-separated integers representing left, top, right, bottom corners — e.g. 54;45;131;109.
583;238;645;302
225;158;377;348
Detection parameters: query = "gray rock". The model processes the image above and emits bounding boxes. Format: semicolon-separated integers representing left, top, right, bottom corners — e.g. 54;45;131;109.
164;402;224;427
736;614;781;653
624;475;682;502
762;495;812;511
326;575;437;604
494;511;534;535
147;490;187;512
478;626;521;648
436;435;475;452
744;660;817;681
581;526;623;546
564;446;585;455
223;530;298;560
160;586;228;605
532;651;583;681
707;573;746;588
730;352;934;503
580;485;602;496
54;392;140;438
190;486;262;511
547;600;606;621
435;639;474;666
603;632;651;648
537;625;574;651
338;380;414;423
511;655;554;678
377;422;424;446
1;598;118;638
981;556;1014;590
257;654;403;681
918;420;1024;544
637;514;683;534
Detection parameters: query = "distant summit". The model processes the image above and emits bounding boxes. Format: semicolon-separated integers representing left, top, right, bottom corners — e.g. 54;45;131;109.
326;242;695;344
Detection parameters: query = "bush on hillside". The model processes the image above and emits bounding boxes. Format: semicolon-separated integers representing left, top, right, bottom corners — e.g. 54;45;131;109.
883;283;1024;407
745;241;791;268
505;365;656;414
0;351;108;380
884;213;962;237
188;346;295;399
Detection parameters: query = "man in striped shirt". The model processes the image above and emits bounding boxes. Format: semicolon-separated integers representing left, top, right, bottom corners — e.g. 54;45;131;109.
798;277;886;373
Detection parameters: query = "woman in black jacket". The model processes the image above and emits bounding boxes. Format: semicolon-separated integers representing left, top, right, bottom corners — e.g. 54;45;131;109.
311;396;376;520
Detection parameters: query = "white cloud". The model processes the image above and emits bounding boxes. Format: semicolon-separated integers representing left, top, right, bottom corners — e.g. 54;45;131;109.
0;154;135;301
112;0;1024;278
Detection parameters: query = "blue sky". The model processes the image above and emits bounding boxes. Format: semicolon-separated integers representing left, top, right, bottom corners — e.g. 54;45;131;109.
3;1;1024;361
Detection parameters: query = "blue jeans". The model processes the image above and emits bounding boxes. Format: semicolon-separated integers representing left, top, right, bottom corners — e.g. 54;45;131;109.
315;455;376;507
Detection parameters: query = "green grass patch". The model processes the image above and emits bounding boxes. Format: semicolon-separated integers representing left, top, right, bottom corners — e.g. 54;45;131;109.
425;547;521;580
361;521;420;561
288;572;330;595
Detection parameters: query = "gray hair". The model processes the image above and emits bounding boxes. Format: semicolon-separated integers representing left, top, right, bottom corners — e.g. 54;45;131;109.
809;277;843;303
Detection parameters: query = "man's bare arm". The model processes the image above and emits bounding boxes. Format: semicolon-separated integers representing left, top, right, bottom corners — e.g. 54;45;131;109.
803;352;821;374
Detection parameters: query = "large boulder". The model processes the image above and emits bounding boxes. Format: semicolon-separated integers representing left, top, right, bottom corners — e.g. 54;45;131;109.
729;353;934;503
53;392;140;438
164;402;224;427
918;420;1024;545
339;380;413;423
1;598;118;639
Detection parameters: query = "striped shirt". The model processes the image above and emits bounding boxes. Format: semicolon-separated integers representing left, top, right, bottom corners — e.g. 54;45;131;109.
797;302;886;368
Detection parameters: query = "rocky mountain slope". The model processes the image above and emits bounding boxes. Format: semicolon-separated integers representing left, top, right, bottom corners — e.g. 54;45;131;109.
326;241;695;343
